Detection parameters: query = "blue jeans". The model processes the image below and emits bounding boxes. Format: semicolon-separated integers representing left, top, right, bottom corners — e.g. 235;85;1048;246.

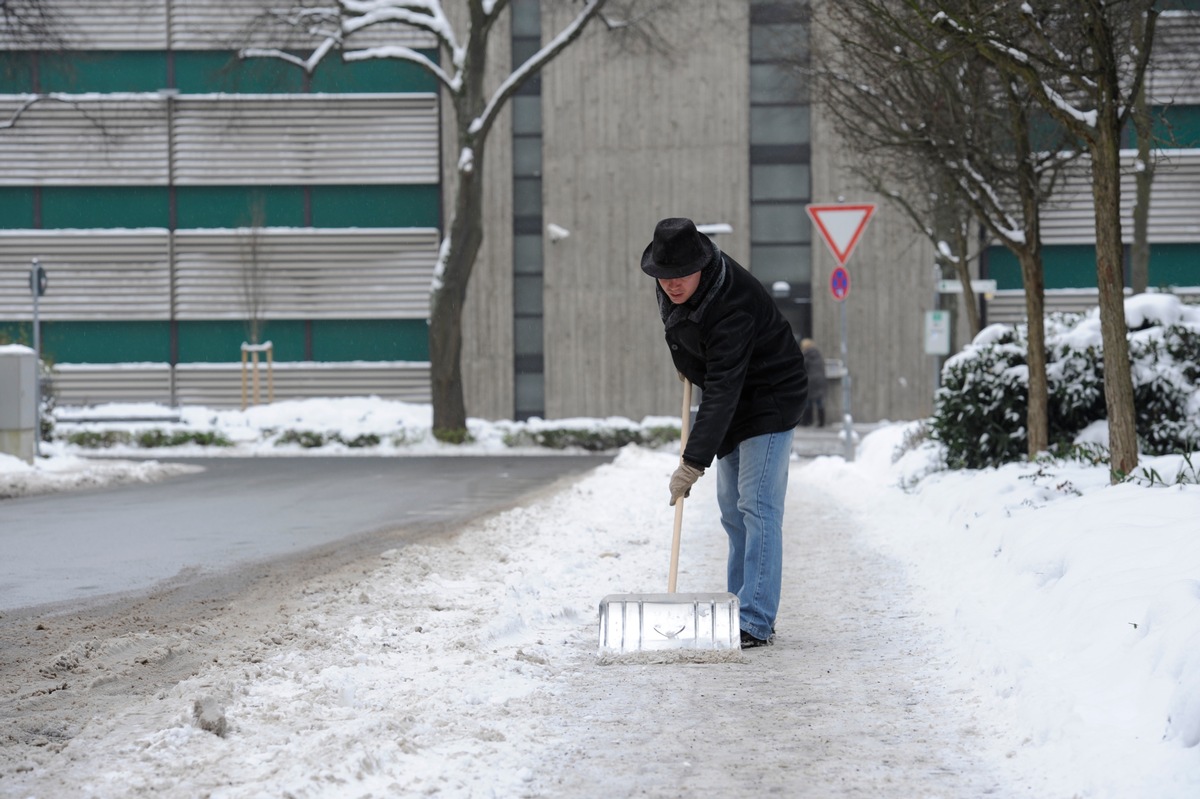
716;429;793;640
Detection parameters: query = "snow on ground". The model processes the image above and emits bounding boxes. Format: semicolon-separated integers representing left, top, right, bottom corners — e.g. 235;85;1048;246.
2;398;1199;796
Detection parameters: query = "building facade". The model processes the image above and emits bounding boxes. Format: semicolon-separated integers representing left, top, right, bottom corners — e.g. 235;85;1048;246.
0;2;441;406
2;1;1198;424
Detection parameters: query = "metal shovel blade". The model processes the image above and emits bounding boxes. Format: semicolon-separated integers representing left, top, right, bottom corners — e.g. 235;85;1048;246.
598;592;740;654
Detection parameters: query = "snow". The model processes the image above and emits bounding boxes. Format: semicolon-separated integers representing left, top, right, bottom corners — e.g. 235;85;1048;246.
3;397;1199;796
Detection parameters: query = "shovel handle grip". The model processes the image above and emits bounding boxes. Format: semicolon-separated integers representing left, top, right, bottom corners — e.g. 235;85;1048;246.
667;380;692;593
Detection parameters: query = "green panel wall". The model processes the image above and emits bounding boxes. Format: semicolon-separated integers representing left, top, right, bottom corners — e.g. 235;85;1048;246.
0;322;34;349
41;51;168;92
42;187;169;229
9;321;172;364
987;245;1102;290
0;54;35;92
309;51;438;93
988;243;1200;290
1148;244;1200;287
312;319;429;361
176;187;306;229
1148;105;1200;149
3;49;438;94
0;188;35;228
174;51;305;94
177;320;306;362
0;51;168;92
311;185;439;228
6;320;432;364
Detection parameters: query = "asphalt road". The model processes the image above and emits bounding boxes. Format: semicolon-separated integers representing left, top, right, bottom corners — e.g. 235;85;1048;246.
0;456;609;613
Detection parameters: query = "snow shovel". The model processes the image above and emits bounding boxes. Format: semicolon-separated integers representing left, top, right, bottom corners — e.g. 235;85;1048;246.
597;380;741;658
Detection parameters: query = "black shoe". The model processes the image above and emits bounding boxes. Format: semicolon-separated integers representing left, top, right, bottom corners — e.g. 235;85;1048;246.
740;630;773;648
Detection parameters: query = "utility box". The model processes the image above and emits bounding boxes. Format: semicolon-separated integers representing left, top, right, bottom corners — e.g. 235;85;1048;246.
0;345;38;464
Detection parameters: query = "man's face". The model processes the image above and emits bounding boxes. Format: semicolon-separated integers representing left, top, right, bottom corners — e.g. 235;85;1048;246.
658;272;702;304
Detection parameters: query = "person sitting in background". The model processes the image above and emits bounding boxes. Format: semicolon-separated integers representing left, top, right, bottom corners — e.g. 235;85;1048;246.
799;338;827;427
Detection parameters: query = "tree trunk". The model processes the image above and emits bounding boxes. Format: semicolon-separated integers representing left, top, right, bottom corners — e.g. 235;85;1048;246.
952;225;981;338
1131;81;1153;295
1009;86;1049;457
1017;247;1048;455
429;151;485;440
1091;125;1140;479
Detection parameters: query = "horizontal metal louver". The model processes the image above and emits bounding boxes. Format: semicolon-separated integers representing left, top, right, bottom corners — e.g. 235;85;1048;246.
0;97;168;185
1038;151;1200;245
1;0;436;52
0;230;171;319
0;228;437;321
173;362;431;407
987;288;1200;325
171;94;439;185
1148;13;1200;106
169;1;437;51
173;227;438;319
0;0;168;50
49;363;173;404
0;93;436;185
51;362;432;408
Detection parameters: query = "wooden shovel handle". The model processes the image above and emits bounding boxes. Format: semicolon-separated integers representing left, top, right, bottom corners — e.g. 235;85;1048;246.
667;380;692;593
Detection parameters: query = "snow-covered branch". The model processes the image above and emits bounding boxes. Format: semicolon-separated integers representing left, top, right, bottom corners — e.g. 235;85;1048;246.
0;94;43;130
242;35;339;74
469;0;607;138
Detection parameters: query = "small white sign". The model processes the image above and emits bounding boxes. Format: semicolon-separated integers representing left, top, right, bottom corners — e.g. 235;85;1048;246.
936;279;997;295
925;310;951;355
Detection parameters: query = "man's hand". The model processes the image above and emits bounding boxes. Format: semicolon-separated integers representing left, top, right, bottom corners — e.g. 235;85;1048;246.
669;462;704;506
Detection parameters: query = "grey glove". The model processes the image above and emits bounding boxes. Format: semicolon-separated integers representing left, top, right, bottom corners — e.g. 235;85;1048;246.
669;461;704;506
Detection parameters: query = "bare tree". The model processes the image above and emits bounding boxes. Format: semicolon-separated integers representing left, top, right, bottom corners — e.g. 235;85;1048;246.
815;0;1078;456
239;195;269;348
0;0;64;50
243;0;611;440
933;0;1157;480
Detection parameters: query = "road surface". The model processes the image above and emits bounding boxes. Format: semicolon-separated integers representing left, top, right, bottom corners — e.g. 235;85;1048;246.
0;455;608;612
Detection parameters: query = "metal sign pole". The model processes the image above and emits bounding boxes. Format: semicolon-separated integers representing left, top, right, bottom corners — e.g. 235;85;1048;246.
839;298;853;462
807;201;876;464
30;259;42;458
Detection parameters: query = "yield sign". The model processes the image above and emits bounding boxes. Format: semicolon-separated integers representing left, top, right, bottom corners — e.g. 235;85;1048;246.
806;203;876;265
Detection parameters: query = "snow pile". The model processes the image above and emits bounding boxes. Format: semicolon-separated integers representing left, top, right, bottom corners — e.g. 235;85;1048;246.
826;424;1200;796
2;401;1199;796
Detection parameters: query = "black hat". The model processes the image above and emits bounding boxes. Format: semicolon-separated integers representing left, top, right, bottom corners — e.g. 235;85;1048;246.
640;218;720;279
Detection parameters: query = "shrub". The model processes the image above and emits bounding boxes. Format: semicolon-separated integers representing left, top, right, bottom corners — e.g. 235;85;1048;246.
931;297;1200;469
274;430;328;448
135;429;233;448
64;430;131;448
503;424;680;452
929;325;1030;469
338;433;382;448
1129;327;1200;456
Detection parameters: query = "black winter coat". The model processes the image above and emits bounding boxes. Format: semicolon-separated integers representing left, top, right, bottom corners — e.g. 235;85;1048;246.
661;254;807;467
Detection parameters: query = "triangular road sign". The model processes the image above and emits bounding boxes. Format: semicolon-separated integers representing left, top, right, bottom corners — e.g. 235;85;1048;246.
806;203;876;265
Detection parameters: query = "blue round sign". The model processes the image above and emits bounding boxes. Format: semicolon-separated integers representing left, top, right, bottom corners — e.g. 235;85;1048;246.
830;266;850;301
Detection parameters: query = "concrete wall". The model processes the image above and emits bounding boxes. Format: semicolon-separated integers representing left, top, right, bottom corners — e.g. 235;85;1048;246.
444;5;516;422
539;0;751;421
808;1;953;424
461;0;952;424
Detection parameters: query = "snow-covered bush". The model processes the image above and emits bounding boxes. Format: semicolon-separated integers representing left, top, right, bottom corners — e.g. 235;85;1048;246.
931;294;1200;469
931;324;1032;469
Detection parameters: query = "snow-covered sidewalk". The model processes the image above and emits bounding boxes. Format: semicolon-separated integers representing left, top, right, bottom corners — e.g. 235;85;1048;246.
2;425;1199;797
2;447;1005;798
